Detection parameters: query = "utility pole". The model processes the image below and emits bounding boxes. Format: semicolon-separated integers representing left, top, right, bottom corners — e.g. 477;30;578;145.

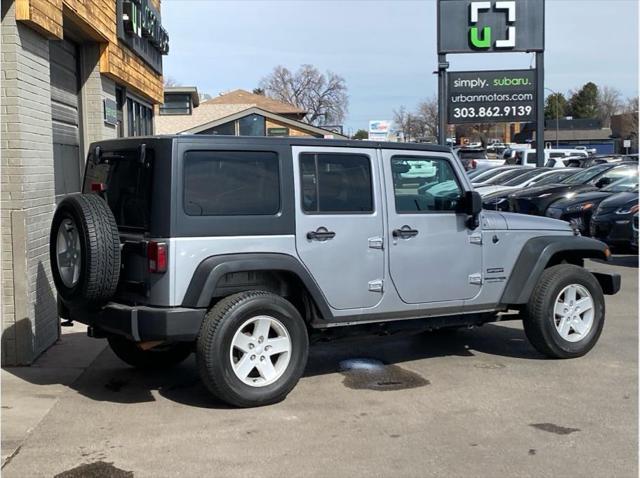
535;52;545;167
437;54;449;146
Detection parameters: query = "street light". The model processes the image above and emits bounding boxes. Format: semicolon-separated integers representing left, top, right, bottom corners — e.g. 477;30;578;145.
545;87;560;149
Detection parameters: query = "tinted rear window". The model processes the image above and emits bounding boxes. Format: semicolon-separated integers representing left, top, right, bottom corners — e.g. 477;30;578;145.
83;149;153;230
457;149;487;160
183;151;280;216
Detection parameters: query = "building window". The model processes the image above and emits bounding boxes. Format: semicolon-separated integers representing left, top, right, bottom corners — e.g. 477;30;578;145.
127;96;153;137
238;114;265;136
160;93;192;115
210;121;236;135
116;87;125;137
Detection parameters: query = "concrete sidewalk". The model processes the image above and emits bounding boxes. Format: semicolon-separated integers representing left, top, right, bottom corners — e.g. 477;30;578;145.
1;324;106;468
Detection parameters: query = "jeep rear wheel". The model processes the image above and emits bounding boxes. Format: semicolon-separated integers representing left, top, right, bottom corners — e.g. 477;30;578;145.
523;264;605;359
196;291;309;408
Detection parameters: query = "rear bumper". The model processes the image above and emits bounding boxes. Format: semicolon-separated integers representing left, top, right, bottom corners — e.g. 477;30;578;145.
70;302;205;341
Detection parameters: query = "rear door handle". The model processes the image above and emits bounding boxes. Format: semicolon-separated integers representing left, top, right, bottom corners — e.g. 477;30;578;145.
307;227;336;241
392;226;419;239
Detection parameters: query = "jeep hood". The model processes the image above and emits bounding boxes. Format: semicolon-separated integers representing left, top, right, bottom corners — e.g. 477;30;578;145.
499;211;573;231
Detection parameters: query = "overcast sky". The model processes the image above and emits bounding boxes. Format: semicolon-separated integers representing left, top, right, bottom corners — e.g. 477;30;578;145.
162;0;639;134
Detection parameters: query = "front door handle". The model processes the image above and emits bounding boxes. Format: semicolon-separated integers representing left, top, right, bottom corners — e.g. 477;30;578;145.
392;225;419;239
307;227;336;241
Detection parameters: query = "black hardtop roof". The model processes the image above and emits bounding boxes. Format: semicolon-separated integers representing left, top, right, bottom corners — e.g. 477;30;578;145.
92;134;452;154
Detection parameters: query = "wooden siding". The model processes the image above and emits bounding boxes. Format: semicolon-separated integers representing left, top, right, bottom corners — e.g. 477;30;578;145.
15;0;163;103
265;118;323;138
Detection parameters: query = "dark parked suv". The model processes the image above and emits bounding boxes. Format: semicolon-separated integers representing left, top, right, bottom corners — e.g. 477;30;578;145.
50;136;619;407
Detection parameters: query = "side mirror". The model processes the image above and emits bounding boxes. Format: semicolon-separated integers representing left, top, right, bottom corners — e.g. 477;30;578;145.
595;177;611;188
465;190;482;216
464;191;482;230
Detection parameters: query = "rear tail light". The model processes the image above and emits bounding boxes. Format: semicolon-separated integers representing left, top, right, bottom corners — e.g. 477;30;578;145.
148;241;167;273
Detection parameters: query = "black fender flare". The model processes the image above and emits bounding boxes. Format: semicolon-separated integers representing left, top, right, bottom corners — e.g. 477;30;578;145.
500;235;611;305
181;253;334;320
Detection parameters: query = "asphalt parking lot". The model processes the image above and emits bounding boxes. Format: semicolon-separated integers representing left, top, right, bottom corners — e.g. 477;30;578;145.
2;256;637;478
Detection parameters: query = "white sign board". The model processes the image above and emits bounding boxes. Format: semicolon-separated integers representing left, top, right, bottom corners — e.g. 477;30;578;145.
623;139;631;148
369;120;392;135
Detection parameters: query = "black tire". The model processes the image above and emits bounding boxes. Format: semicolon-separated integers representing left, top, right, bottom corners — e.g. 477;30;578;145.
523;264;605;359
49;194;120;306
196;291;309;408
108;336;192;369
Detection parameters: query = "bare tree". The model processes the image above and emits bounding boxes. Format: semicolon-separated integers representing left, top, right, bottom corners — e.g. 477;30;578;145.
393;106;416;142
164;77;180;87
623;96;639;114
597;86;623;127
416;96;439;139
260;65;348;125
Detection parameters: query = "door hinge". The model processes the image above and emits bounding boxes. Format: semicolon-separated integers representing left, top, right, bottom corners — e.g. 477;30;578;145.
368;279;384;292
368;237;384;249
469;233;482;245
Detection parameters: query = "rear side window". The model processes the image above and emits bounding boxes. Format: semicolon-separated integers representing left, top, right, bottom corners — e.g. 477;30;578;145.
83;149;153;231
183;151;280;216
300;153;373;213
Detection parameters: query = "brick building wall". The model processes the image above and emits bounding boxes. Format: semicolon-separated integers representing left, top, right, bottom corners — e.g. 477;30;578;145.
2;0;58;364
1;0;165;364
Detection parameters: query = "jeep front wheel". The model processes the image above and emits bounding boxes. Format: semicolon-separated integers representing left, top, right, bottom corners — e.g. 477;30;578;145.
523;264;605;359
196;291;309;408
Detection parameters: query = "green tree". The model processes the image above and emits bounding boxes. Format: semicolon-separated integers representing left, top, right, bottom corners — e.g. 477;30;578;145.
544;93;567;119
568;82;599;119
352;129;369;140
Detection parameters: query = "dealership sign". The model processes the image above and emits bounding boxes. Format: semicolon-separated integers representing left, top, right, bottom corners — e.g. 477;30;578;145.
117;0;169;74
447;69;536;123
438;0;544;54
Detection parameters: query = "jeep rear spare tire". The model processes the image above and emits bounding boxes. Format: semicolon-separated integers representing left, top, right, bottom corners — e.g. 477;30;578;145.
196;291;309;408
50;194;121;307
523;264;605;359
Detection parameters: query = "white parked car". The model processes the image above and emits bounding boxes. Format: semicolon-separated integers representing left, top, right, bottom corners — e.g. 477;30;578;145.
508;149;589;166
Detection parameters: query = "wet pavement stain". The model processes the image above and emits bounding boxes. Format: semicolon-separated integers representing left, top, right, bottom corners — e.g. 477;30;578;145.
54;461;133;478
528;449;537;456
339;358;429;391
104;378;128;392
530;423;580;435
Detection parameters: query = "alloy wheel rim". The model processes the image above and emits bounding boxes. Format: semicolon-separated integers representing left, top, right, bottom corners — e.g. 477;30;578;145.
56;218;82;288
553;284;595;343
229;315;292;387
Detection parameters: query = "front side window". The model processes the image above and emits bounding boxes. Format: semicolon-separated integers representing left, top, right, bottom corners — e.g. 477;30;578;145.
391;156;462;213
183;151;280;216
300;153;373;214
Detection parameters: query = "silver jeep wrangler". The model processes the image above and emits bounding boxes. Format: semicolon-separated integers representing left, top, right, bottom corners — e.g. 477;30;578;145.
50;136;620;407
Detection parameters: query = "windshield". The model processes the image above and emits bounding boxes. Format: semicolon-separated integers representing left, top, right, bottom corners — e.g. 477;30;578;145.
501;169;548;186
472;167;515;183
602;173;639;192
560;164;611;185
532;170;579;186
484;168;532;185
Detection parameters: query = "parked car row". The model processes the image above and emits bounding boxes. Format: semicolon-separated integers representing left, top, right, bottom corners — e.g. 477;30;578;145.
469;161;639;250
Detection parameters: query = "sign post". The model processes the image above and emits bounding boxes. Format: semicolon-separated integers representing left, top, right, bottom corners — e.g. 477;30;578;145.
535;52;545;166
437;0;545;164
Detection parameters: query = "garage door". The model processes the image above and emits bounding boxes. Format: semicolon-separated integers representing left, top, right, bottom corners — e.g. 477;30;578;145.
50;38;82;200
